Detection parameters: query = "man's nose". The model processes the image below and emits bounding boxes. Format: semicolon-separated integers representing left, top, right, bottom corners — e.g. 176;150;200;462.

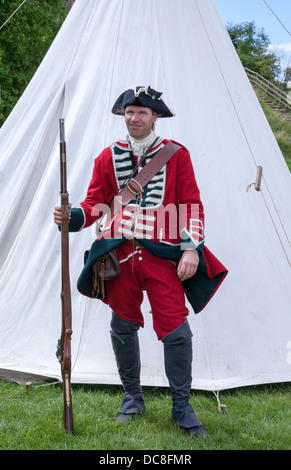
131;113;140;121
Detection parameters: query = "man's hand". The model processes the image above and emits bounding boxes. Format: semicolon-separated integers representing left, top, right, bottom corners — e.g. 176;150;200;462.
53;204;71;225
177;250;199;282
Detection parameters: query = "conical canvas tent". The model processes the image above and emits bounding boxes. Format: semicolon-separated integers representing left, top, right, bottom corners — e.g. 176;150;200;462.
0;0;290;391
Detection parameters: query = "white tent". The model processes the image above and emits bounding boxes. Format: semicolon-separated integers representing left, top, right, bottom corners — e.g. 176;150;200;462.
0;0;290;391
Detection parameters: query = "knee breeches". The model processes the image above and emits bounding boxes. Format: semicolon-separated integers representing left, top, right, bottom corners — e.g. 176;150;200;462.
105;244;189;340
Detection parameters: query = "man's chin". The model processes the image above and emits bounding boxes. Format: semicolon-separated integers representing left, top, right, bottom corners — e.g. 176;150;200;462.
128;129;150;140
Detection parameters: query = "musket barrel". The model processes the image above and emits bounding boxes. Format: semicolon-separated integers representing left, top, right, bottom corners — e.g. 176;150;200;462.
59;118;65;141
59;118;67;194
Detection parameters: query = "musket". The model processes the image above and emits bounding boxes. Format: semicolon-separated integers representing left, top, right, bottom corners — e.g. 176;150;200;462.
56;118;74;434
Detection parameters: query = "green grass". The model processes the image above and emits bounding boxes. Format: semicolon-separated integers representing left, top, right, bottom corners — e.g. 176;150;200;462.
0;380;290;450
258;97;291;172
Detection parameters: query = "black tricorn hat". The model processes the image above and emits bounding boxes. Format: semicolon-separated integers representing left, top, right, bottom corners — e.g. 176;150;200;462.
112;86;175;118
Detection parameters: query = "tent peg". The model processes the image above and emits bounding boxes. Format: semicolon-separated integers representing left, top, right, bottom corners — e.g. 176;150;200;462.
246;165;263;192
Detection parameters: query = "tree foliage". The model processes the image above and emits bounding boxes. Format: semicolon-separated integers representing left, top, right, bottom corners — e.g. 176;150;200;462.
0;0;67;126
227;21;281;81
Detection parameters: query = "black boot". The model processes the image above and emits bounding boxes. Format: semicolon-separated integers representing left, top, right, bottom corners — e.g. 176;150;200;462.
110;312;145;422
162;320;209;437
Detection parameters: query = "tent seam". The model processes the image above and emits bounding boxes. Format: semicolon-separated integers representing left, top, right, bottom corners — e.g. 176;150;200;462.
64;1;96;82
103;0;125;147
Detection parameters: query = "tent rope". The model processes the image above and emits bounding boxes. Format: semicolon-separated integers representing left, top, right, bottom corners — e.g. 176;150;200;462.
0;0;27;31
213;391;227;413
262;0;291;39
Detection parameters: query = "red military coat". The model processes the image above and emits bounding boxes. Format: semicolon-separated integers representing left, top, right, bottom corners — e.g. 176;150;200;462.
70;137;228;313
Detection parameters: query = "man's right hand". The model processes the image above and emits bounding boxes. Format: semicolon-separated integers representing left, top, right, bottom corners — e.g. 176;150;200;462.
53;204;71;225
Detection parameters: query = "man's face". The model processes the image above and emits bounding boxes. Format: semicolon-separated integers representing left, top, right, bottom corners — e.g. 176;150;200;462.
124;105;157;140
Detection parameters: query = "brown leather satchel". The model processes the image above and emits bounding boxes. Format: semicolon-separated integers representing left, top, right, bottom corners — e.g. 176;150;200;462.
85;141;181;298
93;249;120;298
84;248;120;298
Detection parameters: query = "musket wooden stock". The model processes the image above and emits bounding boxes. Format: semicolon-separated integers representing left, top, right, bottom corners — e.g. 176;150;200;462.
58;118;74;434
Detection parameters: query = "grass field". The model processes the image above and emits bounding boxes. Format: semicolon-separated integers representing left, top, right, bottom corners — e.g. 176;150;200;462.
0;380;290;450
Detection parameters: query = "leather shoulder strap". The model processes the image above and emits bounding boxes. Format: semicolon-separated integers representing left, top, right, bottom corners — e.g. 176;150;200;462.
118;141;181;206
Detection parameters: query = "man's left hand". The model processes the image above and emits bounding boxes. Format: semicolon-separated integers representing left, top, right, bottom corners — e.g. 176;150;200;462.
177;250;199;282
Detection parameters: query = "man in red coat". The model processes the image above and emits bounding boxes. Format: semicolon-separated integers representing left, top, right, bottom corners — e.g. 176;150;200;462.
54;86;227;438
